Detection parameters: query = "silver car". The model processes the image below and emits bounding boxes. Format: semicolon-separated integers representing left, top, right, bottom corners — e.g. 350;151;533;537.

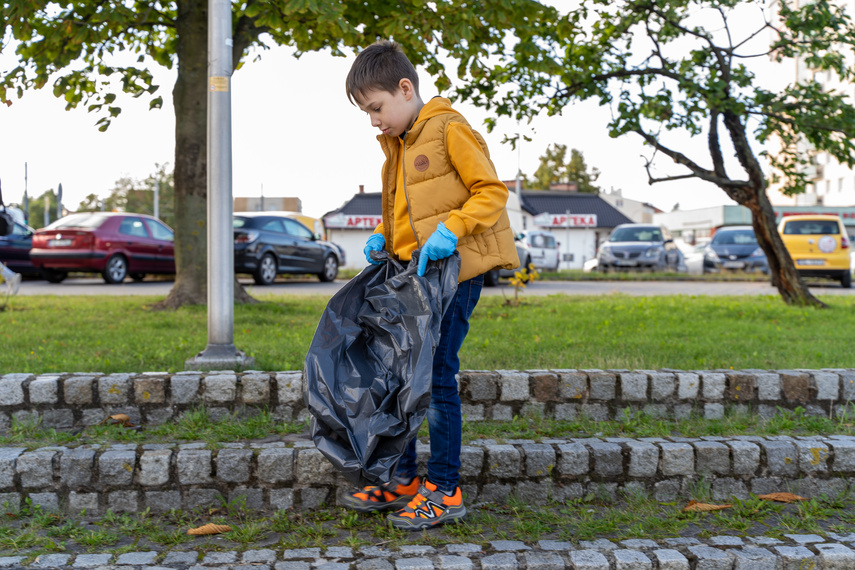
597;223;681;272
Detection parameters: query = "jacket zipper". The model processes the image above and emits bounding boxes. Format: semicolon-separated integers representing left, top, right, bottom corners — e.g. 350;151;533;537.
400;132;421;250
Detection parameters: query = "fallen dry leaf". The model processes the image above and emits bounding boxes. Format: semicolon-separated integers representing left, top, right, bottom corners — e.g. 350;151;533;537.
683;500;732;512
757;492;807;503
187;523;232;536
100;414;135;428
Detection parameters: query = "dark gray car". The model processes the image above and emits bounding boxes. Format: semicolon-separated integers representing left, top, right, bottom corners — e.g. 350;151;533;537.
233;212;341;284
597;223;680;272
703;225;768;274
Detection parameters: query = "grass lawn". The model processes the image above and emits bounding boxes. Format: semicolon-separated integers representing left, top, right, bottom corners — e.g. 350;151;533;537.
1;293;854;374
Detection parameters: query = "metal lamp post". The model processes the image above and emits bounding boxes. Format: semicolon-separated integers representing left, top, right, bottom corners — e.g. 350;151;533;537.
185;0;254;371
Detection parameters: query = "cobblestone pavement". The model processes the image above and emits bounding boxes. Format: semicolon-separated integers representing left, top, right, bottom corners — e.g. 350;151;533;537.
3;532;855;569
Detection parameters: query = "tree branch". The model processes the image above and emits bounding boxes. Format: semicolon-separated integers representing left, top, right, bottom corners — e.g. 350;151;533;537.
709;110;726;178
749;109;855;136
633;128;746;188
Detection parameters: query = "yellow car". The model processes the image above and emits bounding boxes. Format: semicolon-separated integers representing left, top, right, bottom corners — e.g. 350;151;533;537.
778;214;852;288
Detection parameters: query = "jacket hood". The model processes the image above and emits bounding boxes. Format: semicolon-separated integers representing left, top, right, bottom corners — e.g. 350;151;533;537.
414;97;461;126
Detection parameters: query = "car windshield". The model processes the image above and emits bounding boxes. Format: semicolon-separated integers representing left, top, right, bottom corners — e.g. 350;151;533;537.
233;217;249;229
782;220;840;235
711;229;757;245
46;213;109;230
609;227;662;242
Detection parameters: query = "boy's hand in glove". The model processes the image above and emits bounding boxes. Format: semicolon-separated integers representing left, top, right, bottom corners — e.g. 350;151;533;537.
417;222;457;276
363;233;386;265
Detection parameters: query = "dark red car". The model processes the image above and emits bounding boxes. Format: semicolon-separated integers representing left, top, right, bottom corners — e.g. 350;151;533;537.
30;212;175;283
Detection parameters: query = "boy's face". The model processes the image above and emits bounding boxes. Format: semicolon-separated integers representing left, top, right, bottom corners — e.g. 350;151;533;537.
356;79;420;138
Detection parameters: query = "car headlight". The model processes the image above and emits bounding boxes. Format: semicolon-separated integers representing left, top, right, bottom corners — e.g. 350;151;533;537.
644;246;662;258
599;246;613;259
750;247;764;257
705;248;719;262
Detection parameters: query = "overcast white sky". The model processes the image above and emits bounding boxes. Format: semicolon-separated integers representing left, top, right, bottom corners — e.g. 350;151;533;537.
0;6;781;222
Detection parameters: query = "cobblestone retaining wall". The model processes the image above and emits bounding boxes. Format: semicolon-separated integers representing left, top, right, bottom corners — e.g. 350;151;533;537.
1;368;854;432
1;434;854;515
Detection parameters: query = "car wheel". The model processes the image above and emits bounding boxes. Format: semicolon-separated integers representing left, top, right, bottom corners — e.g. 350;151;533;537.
253;253;277;285
483;269;499;287
42;269;68;283
842;272;852;289
102;255;128;284
318;254;339;282
130;273;146;282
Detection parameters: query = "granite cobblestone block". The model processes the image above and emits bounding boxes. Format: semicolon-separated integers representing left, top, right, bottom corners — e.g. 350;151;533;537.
63;376;94;405
29;378;59;404
486;445;521;478
99;450;135;486
522;444;555;477
17;450;56;488
139;449;171;486
276;372;302;403
659;443;694;476
626;442;658;478
0;378;25;406
60;448;95;488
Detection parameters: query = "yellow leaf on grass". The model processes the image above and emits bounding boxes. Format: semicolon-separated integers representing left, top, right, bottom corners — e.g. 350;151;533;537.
683;500;732;512
99;414;135;427
757;492;807;503
187;523;232;535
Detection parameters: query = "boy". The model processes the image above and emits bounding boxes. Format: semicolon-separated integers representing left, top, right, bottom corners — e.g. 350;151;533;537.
342;40;519;530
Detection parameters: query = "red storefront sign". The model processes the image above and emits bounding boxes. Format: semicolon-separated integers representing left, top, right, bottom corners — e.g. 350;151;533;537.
533;213;598;227
324;214;383;229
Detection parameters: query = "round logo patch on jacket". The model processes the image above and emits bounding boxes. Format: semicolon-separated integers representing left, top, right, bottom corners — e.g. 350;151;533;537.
413;154;430;172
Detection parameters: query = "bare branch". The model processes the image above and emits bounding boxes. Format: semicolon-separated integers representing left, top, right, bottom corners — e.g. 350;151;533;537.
633;128;746;188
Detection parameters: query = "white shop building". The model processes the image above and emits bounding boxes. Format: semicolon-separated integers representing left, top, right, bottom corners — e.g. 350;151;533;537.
519;191;633;270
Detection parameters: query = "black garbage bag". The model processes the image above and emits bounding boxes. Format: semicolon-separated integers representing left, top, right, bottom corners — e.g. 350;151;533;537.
303;250;460;487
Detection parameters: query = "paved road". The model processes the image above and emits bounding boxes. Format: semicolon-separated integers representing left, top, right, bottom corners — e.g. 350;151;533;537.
16;276;855;297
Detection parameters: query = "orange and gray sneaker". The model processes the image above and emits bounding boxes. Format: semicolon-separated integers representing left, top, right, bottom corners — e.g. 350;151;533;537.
386;480;466;530
341;476;421;513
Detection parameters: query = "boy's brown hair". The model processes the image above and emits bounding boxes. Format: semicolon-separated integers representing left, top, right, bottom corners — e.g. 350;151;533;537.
346;40;420;106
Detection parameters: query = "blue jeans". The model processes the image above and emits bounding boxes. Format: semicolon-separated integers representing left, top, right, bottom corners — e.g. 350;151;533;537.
395;274;484;493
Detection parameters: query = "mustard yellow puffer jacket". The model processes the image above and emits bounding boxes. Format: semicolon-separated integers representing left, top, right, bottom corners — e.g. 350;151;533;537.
376;98;519;282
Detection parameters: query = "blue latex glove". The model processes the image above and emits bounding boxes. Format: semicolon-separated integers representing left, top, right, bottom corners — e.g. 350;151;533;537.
417;222;458;276
363;233;386;265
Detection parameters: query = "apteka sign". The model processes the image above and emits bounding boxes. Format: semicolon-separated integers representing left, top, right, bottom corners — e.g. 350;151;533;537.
534;213;598;228
324;213;383;229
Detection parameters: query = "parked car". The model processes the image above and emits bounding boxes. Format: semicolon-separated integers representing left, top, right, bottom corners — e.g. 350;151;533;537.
703;226;768;274
483;234;532;287
233;212;341;284
0;220;41;277
30;212;175;283
778;214;851;288
518;230;560;271
597;223;681;272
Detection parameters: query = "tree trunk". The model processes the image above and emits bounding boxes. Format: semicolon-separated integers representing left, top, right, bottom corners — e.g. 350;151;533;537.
156;0;254;309
740;188;825;307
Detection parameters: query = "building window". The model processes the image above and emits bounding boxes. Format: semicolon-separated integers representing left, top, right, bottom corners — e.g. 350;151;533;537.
840;178;845;192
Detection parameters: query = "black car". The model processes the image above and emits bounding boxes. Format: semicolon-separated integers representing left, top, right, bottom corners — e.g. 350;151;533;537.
233;212;341;285
0;220;41;277
597;223;681;272
703;225;769;274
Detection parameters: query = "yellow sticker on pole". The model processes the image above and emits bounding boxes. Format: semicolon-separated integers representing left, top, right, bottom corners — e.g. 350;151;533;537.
209;76;229;92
